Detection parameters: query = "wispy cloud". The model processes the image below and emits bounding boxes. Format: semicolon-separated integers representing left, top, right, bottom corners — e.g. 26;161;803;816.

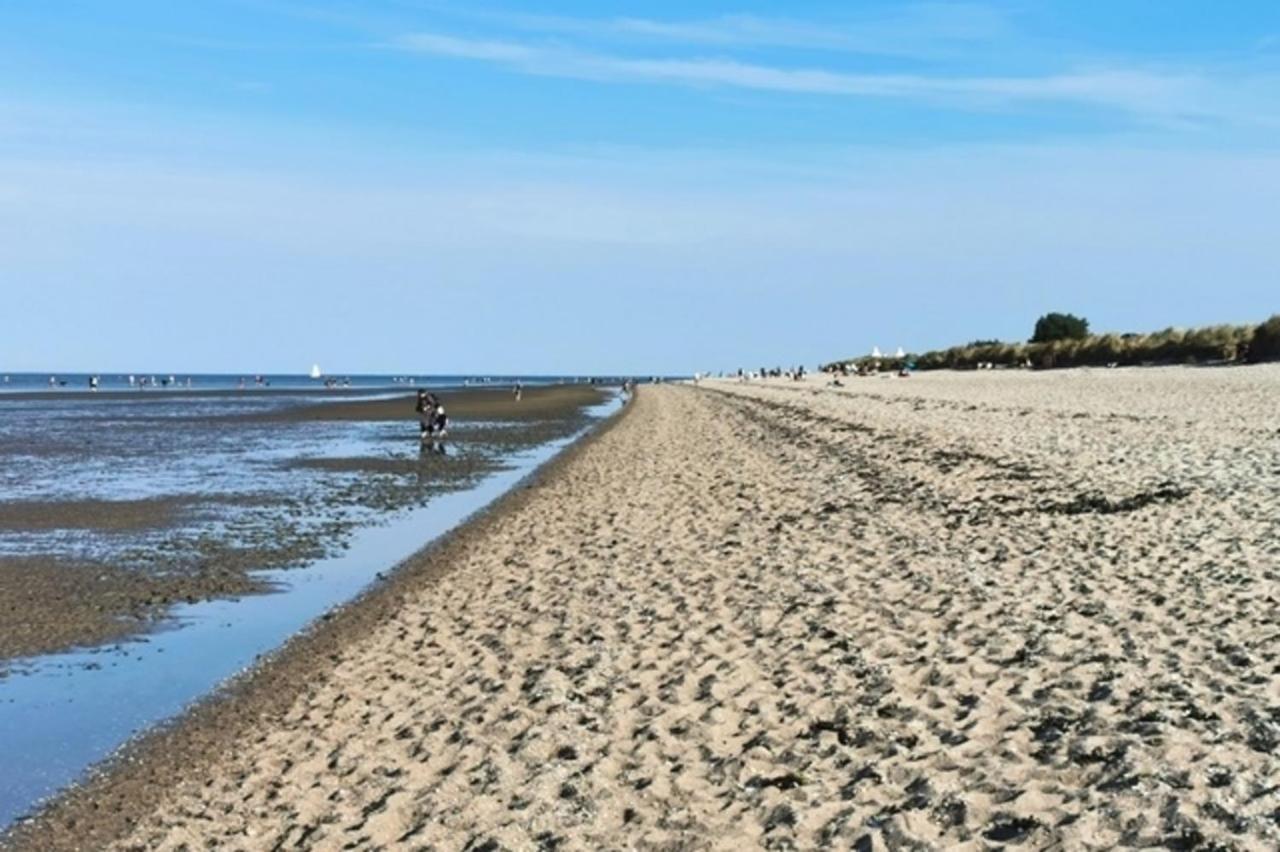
394;31;536;62
391;31;1275;126
427;2;1011;58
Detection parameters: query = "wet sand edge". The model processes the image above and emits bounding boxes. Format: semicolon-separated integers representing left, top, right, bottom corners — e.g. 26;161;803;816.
0;393;635;852
0;387;605;664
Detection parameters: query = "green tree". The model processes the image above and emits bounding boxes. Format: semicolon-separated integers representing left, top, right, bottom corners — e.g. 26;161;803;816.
1031;312;1090;343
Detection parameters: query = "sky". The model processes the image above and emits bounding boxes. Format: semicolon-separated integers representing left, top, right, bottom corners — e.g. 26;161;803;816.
2;1;1279;375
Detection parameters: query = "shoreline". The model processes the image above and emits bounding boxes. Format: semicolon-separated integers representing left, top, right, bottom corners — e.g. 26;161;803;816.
6;368;1278;849
0;390;631;850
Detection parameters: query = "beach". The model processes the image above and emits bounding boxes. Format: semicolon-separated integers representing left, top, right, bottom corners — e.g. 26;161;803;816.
7;366;1280;850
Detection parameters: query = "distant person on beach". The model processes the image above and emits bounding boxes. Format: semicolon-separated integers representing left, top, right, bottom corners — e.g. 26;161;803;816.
89;375;98;391
514;382;523;402
416;390;445;441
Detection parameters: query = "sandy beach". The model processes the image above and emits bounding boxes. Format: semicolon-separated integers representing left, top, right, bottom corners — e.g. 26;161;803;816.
7;367;1280;850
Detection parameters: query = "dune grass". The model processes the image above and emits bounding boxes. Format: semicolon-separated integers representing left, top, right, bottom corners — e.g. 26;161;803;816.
827;316;1278;372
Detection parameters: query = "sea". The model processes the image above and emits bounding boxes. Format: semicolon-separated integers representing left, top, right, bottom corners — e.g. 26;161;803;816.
0;371;624;393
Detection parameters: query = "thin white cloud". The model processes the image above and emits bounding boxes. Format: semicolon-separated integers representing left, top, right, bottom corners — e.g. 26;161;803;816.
391;31;1275;126
435;2;1011;58
394;32;536;62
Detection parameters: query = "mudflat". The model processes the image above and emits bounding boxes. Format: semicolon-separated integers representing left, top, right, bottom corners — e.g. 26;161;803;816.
249;384;607;423
0;385;606;665
0;555;263;661
0;498;181;532
7;368;1279;850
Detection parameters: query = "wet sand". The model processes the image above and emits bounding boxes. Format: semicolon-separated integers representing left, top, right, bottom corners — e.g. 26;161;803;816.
0;387;605;665
252;384;607;423
7;369;1280;850
0;556;263;662
0;498;182;531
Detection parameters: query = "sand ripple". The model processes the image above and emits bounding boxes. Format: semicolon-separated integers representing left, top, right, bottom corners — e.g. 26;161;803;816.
11;368;1279;850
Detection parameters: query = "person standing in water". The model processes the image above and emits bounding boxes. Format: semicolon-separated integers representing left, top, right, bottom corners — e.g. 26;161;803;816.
415;390;446;442
514;381;523;402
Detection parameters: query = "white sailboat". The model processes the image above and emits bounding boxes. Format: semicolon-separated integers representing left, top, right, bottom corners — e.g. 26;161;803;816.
309;363;322;380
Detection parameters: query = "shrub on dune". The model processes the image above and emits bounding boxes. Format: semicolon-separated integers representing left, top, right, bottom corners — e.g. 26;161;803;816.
827;315;1269;372
1251;315;1280;362
1031;312;1090;343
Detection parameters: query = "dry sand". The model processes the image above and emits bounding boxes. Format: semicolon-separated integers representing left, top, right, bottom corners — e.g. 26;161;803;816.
8;367;1280;850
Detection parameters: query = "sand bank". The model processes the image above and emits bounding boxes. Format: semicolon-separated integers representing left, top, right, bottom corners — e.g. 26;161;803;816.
7;368;1279;850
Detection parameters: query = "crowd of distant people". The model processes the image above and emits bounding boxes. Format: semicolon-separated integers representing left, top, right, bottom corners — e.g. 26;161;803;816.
823;361;912;381
689;362;918;387
725;365;808;382
43;374;196;390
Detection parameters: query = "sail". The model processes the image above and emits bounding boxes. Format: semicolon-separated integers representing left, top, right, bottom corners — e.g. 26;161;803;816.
310;364;322;379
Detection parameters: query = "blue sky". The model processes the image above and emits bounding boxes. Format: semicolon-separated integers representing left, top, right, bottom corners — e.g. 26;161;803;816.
2;1;1278;374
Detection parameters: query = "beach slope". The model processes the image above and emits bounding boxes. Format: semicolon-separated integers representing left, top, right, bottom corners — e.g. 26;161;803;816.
8;370;1279;850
